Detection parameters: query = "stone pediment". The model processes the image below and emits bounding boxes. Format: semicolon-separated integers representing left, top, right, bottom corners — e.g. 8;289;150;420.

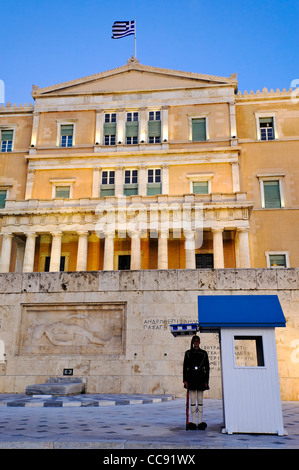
32;57;238;97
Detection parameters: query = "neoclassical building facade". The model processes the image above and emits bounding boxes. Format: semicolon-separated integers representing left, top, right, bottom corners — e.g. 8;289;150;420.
0;59;299;399
1;57;297;274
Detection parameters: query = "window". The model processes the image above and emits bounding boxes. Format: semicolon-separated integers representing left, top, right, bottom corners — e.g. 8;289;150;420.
104;113;116;145
125;169;138;184
148;111;161;143
124;169;138;196
255;113;277;141
100;170;115;197
192;118;206;142
147;168;162;195
60;125;73;147
51;178;75;199
1;129;13;152
187;173;213;194
102;170;115;185
55;186;70;198
193;181;209;194
196;254;214;269
126;112;139;144
105;113;116;123
0;189;7;208
259;117;275;141
127;112;138;122
234;336;265;367
269;254;286;267
263;180;281;208
258;175;285;209
149;111;160;121
266;252;290;268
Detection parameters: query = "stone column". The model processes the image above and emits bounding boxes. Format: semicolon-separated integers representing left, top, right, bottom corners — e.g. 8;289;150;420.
76;231;89;271
92;167;101;197
158;230;168;269
139;107;148;143
103;232;114;270
117;109;126;145
130;231;141;270
231;162;240;193
49;231;62;272
184;230;196;269
95;110;104;145
237;227;251;268
23;232;37;273
30;111;40;147
212;228;224;269
138;164;147;196
115;165;124;197
25;169;35;200
229;103;237;139
0;233;13;273
161;163;169;194
161;106;169;142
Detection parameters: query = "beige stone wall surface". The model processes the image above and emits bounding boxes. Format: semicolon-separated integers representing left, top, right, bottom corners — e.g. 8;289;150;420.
0;269;298;400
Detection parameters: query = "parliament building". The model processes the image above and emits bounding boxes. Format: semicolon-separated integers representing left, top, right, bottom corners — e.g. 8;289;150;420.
0;58;298;399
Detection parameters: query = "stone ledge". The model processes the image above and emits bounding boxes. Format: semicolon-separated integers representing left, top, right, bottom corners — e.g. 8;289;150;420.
0;268;298;294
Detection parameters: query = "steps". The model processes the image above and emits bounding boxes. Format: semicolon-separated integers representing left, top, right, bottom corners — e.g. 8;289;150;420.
26;377;86;396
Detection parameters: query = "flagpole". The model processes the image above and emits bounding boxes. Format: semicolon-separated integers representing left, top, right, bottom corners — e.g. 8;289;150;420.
134;18;137;58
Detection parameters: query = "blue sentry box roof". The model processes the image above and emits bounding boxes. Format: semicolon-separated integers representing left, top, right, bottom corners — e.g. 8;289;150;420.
197;295;286;329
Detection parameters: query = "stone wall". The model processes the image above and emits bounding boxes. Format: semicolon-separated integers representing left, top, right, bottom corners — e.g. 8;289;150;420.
0;269;298;400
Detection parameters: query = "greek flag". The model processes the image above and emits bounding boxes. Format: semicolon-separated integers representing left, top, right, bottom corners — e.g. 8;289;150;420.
112;20;135;39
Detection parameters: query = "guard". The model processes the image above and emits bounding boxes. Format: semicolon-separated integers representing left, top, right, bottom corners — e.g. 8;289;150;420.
183;335;210;430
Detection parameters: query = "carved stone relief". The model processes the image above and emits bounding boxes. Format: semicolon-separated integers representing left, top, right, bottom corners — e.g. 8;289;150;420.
19;303;126;355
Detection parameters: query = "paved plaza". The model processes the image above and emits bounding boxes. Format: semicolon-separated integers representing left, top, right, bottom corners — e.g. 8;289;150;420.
0;394;298;450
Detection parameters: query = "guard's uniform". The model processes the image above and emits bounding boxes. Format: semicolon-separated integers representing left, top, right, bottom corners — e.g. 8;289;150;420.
183;346;210;428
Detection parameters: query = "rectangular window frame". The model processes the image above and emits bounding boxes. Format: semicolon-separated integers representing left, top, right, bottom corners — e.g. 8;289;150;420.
50;178;76;199
0;127;16;152
188;114;209;142
147;168;162;195
57;121;76;148
55;186;71;198
148;110;161;144
234;335;265;368
265;251;290;268
126;112;139;145
258;174;285;209
187;172;214;194
124;169;138;196
104;113;117;146
100;170;115;197
255;112;278;141
0;189;8;208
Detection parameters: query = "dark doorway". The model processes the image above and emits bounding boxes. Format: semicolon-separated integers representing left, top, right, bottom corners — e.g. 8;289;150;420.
196;253;214;269
118;255;131;270
44;256;66;271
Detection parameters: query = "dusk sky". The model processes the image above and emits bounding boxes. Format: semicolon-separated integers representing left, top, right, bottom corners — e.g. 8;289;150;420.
0;0;298;105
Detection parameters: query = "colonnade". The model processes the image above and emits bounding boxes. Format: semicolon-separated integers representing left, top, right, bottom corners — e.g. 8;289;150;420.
0;226;251;273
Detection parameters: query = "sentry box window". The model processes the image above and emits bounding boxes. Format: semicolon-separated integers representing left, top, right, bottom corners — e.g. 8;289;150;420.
234;336;265;367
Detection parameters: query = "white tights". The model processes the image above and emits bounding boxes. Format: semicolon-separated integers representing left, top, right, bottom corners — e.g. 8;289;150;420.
190;390;203;424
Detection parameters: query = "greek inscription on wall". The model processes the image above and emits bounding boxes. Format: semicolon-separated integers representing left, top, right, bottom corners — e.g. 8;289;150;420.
143;317;196;331
143;317;221;372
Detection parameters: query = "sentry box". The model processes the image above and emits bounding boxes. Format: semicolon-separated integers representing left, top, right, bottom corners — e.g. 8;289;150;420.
171;295;287;436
